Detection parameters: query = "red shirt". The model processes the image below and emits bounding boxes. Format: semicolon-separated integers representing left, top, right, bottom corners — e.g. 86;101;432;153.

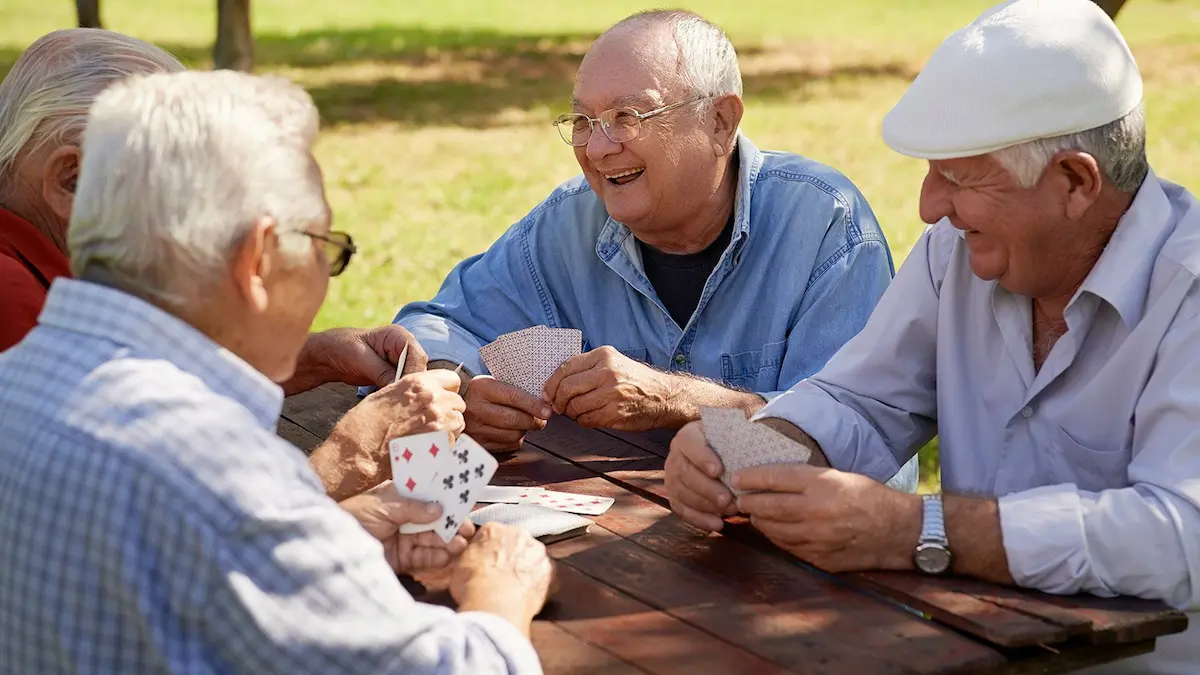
0;206;71;351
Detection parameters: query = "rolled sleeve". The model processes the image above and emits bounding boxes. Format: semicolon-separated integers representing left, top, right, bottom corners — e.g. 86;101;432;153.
399;311;488;375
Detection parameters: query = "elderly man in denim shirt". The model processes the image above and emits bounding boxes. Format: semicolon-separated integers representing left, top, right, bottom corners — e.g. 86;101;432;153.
391;11;918;490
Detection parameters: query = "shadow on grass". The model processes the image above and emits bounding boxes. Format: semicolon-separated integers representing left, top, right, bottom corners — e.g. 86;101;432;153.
0;25;918;128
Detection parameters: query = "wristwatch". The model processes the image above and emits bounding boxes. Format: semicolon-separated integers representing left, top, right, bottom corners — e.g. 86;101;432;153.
914;494;952;575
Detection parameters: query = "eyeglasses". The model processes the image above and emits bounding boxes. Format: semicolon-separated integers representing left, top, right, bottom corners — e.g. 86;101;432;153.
552;95;710;147
300;230;356;276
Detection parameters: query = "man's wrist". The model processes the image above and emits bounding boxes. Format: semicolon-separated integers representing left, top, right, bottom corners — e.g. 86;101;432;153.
658;375;765;428
886;491;924;571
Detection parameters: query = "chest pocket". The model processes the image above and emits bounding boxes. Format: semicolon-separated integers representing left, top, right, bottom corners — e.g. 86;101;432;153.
721;340;787;391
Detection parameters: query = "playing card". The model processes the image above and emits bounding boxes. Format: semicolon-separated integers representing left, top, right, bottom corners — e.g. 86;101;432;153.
518;488;614;516
388;430;451;500
469;502;592;541
701;407;812;495
429;433;498;543
398;343;409;378
479;326;582;397
478;485;549;503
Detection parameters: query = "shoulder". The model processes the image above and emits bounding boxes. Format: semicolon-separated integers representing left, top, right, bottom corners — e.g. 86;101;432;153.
0;255;49;349
519;174;607;236
750;148;887;243
60;360;321;531
1157;181;1200;279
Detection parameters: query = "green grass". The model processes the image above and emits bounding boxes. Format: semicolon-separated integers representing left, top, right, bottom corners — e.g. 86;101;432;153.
3;0;1197;489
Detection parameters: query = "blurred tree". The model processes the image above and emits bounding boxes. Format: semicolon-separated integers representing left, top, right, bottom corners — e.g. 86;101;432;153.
72;0;254;71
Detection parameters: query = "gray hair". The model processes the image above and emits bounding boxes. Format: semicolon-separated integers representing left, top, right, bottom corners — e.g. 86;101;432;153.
991;103;1148;193
0;28;184;188
69;71;327;308
608;10;743;106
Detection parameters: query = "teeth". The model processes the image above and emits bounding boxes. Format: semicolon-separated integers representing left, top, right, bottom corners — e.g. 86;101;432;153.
605;168;645;179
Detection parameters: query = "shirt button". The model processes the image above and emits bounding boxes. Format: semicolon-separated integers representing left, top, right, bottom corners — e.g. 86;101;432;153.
674;353;687;365
1020;406;1034;418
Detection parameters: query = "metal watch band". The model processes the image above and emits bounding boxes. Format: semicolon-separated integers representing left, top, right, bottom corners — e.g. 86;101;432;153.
920;494;948;546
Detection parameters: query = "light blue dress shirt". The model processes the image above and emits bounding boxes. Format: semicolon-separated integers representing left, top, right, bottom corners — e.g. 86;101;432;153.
0;279;542;675
756;172;1199;674
392;135;918;490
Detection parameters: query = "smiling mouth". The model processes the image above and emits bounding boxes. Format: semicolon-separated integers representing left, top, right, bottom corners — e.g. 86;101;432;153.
604;167;645;186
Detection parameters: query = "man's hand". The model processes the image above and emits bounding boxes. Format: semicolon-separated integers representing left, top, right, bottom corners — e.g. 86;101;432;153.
283;325;428;396
464;376;552;452
734;464;921;573
451;522;556;638
542;346;676;431
665;421;738;531
310;370;466;501
340;481;474;573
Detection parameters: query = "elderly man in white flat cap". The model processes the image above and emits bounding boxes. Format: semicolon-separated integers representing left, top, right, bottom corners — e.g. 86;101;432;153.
665;0;1197;671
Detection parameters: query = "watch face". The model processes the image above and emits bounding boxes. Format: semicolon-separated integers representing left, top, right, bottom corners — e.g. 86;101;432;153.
915;544;952;574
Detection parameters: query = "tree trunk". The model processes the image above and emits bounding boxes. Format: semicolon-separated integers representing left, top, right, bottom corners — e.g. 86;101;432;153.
213;0;254;71
1092;0;1130;18
75;0;102;28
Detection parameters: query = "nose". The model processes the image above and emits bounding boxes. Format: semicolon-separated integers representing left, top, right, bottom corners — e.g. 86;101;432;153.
584;125;622;164
918;166;954;225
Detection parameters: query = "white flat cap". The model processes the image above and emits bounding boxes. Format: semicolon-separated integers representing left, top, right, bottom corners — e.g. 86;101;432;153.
882;0;1143;159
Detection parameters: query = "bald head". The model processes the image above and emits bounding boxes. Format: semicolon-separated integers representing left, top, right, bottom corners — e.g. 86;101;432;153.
583;10;742;106
0;28;184;184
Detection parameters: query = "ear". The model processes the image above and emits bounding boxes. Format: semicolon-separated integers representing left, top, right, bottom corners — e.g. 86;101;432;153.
229;217;276;315
1049;150;1103;220
40;145;80;223
710;94;744;157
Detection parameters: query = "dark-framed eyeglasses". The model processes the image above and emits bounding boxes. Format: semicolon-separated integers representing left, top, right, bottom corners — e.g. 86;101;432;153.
301;230;356;276
552;95;711;147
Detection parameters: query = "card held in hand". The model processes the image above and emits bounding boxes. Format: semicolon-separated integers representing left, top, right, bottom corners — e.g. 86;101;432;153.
700;407;812;495
390;432;497;543
479;326;582;397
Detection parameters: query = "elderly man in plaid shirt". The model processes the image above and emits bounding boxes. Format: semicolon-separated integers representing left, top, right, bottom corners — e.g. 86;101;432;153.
0;70;552;673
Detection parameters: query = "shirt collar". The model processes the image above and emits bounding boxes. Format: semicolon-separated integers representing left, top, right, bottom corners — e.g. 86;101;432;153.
1074;170;1175;328
596;133;764;265
37;278;284;429
0;206;71;287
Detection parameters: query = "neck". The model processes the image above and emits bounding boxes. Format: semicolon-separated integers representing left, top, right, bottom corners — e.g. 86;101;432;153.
637;156;738;255
1032;186;1136;318
0;184;67;254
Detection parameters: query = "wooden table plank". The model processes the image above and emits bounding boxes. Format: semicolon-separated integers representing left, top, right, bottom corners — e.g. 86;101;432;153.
504;451;1009;674
276;417;322;455
279;384;1187;674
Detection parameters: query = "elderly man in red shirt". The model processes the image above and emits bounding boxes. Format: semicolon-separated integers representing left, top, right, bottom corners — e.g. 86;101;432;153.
0;28;437;502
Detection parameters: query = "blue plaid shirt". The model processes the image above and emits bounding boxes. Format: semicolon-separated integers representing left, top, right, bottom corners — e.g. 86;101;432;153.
0;279;541;674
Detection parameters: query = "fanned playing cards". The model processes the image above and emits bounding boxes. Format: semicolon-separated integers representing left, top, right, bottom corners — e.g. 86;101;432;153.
388;431;497;543
479;326;583;396
700;407;812;495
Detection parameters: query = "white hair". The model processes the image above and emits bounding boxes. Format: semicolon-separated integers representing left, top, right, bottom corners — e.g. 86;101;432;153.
0;28;184;189
69;71;327;308
609;10;743;107
991;103;1148;193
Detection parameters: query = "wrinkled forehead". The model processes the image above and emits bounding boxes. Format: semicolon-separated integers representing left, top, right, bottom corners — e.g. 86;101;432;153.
571;27;687;113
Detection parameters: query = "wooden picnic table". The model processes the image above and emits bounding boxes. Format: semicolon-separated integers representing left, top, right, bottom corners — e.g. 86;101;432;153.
279;383;1188;675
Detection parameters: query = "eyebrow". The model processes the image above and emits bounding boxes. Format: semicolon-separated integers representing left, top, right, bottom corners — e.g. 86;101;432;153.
571;94;656;112
938;166;964;185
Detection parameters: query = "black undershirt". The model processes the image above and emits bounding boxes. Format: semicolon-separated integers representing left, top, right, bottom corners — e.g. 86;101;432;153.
638;214;734;328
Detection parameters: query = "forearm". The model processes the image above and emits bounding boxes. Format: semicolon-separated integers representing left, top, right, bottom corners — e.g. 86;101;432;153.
945;495;1014;584
281;332;333;396
309;436;385;502
659;374;767;428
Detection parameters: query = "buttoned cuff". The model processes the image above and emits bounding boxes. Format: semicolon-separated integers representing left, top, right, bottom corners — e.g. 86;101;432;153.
750;381;901;483
457;611;544;674
999;484;1111;597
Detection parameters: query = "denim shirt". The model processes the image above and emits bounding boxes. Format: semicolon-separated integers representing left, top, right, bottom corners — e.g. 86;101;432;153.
394;135;918;488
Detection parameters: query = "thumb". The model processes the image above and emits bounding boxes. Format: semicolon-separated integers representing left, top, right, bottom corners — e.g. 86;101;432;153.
383;498;442;525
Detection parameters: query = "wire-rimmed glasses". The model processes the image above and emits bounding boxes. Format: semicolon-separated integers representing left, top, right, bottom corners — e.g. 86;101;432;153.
552;95;710;147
